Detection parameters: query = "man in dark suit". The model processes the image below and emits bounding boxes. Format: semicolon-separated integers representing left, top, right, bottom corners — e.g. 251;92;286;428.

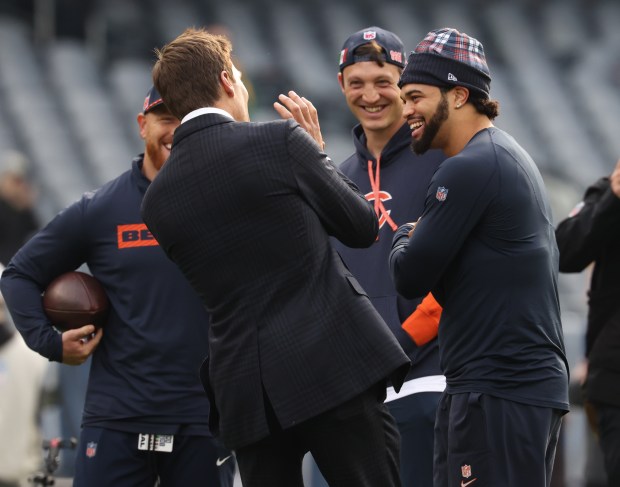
141;28;411;487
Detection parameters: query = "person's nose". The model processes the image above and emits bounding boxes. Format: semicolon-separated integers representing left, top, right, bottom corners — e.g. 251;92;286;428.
362;85;380;104
402;101;414;120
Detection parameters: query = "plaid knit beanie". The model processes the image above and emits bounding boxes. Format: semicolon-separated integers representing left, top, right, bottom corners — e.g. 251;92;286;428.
398;28;491;99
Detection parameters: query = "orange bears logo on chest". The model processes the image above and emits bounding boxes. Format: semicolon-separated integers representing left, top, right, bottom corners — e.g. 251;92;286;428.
117;224;159;248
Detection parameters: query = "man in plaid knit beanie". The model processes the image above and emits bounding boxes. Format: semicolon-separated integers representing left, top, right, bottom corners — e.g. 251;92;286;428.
390;28;569;486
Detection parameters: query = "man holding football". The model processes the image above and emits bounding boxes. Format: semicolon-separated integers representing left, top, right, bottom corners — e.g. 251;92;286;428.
0;87;235;487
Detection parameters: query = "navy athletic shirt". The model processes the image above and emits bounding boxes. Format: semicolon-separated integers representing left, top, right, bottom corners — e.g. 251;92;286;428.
390;127;569;411
0;157;212;435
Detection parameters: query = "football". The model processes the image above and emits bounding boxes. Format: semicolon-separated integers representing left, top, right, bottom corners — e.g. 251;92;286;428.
43;271;109;331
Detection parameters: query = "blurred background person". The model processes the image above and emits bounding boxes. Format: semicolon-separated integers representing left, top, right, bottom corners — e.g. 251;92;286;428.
567;359;608;487
0;262;49;487
0;151;39;265
556;157;620;487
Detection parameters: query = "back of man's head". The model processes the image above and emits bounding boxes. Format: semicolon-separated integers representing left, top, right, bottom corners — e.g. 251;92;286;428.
153;27;234;120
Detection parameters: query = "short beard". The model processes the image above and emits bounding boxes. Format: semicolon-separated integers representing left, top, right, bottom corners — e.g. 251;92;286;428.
411;93;449;155
145;140;166;173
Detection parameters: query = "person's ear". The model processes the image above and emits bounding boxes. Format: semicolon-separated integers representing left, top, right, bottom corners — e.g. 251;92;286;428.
220;70;235;97
137;112;147;139
337;72;345;92
453;86;470;109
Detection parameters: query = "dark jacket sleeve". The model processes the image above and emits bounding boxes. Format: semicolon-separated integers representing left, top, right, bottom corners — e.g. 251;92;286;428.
0;201;90;362
555;177;620;273
285;122;378;248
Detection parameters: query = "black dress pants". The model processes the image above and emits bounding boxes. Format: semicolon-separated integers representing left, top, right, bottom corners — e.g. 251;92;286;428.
236;382;401;487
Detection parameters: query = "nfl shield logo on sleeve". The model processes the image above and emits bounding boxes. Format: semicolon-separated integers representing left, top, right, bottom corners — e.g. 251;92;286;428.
461;464;472;478
86;442;97;458
436;186;449;202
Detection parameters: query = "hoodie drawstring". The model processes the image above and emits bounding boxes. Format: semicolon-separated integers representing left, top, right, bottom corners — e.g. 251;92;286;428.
368;157;398;233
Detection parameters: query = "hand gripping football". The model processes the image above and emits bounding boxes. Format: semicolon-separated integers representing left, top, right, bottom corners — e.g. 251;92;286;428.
43;271;109;331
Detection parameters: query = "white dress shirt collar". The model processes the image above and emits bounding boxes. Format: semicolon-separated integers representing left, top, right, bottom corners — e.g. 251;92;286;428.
182;107;234;124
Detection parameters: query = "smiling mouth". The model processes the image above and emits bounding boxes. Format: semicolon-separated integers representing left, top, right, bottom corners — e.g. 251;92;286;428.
164;143;172;150
408;119;424;138
364;106;384;113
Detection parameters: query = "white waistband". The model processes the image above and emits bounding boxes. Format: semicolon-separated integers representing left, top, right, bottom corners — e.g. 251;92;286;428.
385;375;446;403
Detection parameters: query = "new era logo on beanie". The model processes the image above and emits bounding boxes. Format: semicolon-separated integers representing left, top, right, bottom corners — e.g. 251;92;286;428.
143;86;164;114
398;28;491;99
339;27;406;71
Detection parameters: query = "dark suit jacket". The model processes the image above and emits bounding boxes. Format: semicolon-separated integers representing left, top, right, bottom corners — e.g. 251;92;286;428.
141;113;410;449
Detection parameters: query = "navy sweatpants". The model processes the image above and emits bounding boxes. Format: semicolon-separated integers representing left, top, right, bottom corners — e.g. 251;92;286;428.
74;427;235;487
434;392;564;487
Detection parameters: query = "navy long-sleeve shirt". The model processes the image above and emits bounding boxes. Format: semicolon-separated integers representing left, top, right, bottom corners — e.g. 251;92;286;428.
390;128;569;410
0;157;212;434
